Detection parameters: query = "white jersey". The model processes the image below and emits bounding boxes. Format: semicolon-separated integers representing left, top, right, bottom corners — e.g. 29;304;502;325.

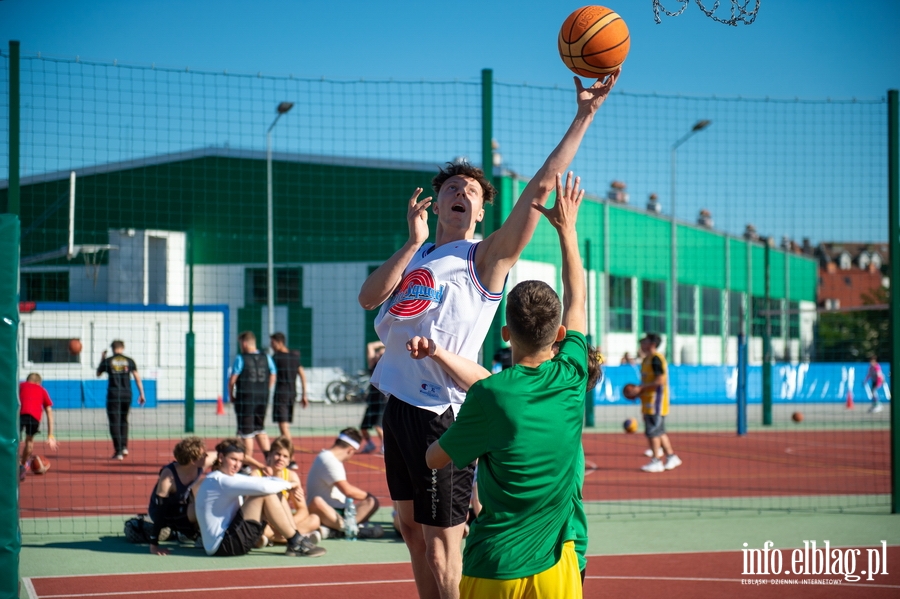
371;240;502;415
306;449;348;509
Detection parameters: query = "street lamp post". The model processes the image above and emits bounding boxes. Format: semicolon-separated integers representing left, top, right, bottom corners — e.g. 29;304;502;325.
669;119;711;364
266;101;294;338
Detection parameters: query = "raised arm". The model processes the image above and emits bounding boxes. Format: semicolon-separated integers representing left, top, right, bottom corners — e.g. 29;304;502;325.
534;172;586;335
358;188;432;310
407;336;491;391
475;72;619;291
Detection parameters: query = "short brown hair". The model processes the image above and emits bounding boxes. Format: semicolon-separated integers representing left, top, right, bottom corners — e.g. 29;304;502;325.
26;372;42;383
213;438;246;469
642;333;662;349
111;340;125;350
173;436;206;465
270;332;286;345
238;331;256;345
334;427;363;449
505;280;561;353
432;161;496;205
269;436;294;459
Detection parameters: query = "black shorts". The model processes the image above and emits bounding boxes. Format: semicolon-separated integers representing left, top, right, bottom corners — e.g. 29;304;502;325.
20;414;40;437
644;414;667;438
382;396;474;528
234;398;267;437
214;510;265;556
273;393;295;423
360;386;387;430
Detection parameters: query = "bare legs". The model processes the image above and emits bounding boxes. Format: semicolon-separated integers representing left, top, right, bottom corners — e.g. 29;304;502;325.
395;499;465;599
308;494;379;530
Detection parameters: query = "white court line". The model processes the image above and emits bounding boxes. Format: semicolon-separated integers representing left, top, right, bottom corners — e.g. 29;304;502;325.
22;577;38;599
31;578;416;598
586;575;900;589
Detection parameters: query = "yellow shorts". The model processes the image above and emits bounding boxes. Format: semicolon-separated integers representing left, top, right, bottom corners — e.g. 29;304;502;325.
459;540;582;599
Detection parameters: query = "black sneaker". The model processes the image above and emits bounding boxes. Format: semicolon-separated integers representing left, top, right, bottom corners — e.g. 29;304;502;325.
288;461;299;471
286;536;327;557
238;466;253;476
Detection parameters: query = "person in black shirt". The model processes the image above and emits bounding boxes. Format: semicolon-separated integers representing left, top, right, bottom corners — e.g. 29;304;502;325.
269;332;309;469
96;340;145;460
227;331;276;465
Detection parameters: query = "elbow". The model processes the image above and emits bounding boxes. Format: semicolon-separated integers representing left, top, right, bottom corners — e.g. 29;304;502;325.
358;292;378;311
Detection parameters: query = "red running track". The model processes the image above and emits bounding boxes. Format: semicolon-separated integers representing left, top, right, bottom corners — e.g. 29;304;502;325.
24;550;900;599
19;430;888;518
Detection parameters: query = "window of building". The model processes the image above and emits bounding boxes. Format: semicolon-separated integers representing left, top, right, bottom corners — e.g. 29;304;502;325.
245;268;302;305
702;287;722;336
788;301;800;339
28;339;79;363
642;280;667;335
677;284;696;334
728;291;744;336
608;276;633;332
751;297;783;337
21;272;69;302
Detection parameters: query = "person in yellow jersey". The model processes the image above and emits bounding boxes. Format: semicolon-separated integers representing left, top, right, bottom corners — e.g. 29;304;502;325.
636;333;683;473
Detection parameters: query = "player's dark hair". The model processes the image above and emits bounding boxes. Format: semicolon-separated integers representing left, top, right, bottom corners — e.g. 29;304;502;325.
587;346;604;390
432;161;497;205
644;333;662;349
213;438;245;469
270;332;286;345
238;331;256;345
173;436;206;465
505;281;562;353
111;340;125;350
269;436;294;459
26;372;42;383
334;427;363;449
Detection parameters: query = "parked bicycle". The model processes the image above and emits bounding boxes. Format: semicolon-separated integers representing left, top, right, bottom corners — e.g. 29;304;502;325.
325;370;371;403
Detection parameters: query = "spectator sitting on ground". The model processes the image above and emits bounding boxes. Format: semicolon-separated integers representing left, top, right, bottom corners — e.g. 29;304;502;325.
194;438;325;558
306;428;383;538
251;436;322;546
148;436;214;555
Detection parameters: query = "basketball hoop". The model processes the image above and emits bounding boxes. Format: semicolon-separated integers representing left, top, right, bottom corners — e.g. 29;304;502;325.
652;0;760;26
78;244;115;287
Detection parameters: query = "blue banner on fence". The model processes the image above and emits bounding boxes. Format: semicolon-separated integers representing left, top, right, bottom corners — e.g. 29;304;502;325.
30;380;158;409
595;363;891;405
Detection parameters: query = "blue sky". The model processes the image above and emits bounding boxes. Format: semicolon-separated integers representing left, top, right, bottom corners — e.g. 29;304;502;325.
1;0;897;99
1;1;897;244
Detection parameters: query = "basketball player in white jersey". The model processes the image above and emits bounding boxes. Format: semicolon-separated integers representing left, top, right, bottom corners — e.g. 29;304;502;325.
358;71;619;599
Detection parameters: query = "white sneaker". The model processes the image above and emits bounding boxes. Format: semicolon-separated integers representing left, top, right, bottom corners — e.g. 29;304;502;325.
641;458;665;473
122;448;129;456
318;525;330;540
307;530;322;545
665;455;683;470
869;404;883;413
644;449;664;458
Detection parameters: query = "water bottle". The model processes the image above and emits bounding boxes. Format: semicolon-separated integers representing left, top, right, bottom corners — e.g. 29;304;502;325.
343;497;358;540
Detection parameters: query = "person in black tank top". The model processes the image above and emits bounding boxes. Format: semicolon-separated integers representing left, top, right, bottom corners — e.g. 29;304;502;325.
147;437;211;555
227;331;276;466
96;340;146;460
269;333;309;462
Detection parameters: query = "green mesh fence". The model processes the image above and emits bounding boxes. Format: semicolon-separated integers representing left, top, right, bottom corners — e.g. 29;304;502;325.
1;51;892;538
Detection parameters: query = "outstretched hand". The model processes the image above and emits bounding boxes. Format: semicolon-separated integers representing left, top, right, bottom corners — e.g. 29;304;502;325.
47;436;59;452
407;188;432;246
533;171;584;232
406;336;437;360
575;68;620;115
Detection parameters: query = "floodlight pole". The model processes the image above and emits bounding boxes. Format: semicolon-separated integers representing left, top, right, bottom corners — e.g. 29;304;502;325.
266;102;294;338
669;120;711;364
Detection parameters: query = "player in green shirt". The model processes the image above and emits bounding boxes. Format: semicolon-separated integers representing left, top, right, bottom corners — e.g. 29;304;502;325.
414;171;591;598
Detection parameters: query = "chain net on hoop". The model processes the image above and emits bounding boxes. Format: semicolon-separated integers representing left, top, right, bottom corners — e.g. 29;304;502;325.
653;0;760;26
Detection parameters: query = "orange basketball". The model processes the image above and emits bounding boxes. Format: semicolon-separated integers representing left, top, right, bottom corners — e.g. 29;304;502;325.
622;383;641;400
68;338;83;355
31;455;51;475
558;6;630;78
792;412;803;423
623;418;639;434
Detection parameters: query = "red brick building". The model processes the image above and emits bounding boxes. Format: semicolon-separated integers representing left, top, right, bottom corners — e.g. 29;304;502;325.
813;242;888;309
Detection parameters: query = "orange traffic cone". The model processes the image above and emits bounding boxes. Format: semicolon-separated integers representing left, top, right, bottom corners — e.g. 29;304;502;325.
216;395;226;416
845;389;854;410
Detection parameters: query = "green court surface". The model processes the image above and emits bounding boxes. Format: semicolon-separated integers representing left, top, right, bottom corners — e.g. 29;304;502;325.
20;504;900;598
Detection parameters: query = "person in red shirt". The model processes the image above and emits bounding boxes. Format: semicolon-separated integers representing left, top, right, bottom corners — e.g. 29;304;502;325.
19;372;59;482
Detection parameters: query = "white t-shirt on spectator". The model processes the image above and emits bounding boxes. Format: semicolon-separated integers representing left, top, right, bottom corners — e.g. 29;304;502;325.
306;449;347;509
